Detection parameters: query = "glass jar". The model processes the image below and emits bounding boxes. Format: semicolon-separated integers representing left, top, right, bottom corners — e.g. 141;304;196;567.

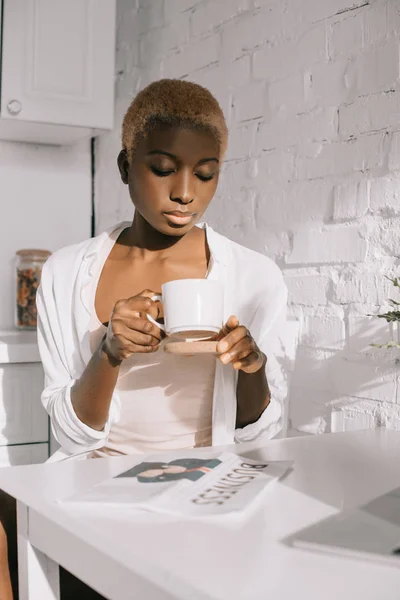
15;249;51;330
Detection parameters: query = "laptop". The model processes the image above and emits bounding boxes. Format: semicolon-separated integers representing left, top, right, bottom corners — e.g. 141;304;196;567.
290;486;400;567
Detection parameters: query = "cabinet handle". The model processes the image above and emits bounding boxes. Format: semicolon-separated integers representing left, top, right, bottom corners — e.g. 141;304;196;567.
7;99;22;115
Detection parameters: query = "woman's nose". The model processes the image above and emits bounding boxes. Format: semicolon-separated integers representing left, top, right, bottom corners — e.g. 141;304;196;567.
170;170;195;204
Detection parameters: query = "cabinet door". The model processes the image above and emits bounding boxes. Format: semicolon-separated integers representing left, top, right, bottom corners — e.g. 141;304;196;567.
0;443;48;466
0;363;48;445
1;0;116;129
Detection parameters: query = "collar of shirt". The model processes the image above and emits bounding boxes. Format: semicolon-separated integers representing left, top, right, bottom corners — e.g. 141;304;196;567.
79;221;230;317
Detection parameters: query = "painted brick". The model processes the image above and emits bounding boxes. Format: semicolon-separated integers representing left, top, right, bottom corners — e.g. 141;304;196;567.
253;25;327;81
268;73;305;113
332;180;369;221
287;227;368;264
189;67;232;121
370;176;400;214
218;160;250;195
331;401;377;432
389;131;400;170
346;316;393;354
137;0;165;32
333;272;393;305
225;122;257;160
139;12;191;61
221;12;270;59
228;55;252;88
167;0;201;17
339;90;400;138
258;107;337;148
294;0;372;24
191;0;249;36
284;180;334;226
223;2;298;60
306;58;352;108
254;179;332;230
329;13;364;59
296;134;383;179
303;316;346;349
163;34;219;77
354;39;400;96
381;403;400;430
332;359;397;403
256;149;295;184
284;273;330;305
363;1;388;44
387;0;400;36
234;82;266;121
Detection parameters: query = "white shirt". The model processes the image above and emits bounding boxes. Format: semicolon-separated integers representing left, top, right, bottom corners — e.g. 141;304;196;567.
88;227;216;456
37;222;288;458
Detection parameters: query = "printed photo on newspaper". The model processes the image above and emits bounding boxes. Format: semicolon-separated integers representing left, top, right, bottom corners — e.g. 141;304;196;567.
60;453;293;518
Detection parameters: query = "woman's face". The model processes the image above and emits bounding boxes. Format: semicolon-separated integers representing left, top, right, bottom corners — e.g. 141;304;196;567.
118;124;221;236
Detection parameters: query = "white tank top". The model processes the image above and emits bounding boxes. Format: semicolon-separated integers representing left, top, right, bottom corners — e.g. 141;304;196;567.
89;234;216;458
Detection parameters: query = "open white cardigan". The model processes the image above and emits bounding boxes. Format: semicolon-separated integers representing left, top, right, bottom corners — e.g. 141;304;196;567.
36;223;288;458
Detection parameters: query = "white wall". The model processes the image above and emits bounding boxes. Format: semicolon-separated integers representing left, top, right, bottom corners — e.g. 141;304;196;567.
95;0;400;434
0;139;92;329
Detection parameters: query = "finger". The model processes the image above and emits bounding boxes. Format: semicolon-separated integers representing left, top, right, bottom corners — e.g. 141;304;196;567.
113;322;161;346
217;325;248;354
215;315;240;341
114;296;153;315
117;296;161;322
125;316;163;341
138;289;159;299
137;290;163;320
232;352;264;373
113;335;160;359
219;337;254;365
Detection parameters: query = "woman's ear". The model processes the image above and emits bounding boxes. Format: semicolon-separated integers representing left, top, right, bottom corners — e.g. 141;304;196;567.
117;149;130;184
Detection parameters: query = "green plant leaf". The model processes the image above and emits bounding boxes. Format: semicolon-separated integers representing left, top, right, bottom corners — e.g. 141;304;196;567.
385;276;400;287
370;341;400;349
375;311;400;322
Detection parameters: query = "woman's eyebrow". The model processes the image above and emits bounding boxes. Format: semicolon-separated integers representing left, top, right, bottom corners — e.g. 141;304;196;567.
146;150;219;165
197;157;219;165
147;150;176;159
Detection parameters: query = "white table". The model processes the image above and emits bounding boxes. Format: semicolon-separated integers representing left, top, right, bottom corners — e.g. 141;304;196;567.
1;428;400;600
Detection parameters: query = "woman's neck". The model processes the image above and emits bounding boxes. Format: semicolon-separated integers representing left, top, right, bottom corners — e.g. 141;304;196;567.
118;212;204;262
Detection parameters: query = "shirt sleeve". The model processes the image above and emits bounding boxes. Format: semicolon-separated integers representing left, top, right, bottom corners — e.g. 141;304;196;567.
234;280;288;443
36;259;120;456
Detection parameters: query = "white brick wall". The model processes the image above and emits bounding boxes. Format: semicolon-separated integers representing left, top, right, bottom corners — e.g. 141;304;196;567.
96;0;400;435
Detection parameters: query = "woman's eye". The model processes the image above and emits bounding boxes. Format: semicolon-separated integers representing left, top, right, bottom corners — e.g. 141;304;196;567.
196;173;215;182
151;166;174;177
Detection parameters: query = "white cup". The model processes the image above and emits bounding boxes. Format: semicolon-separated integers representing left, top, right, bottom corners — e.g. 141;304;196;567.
147;279;224;339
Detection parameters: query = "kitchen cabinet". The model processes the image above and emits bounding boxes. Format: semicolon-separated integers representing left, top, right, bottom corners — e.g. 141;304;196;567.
0;0;116;145
0;443;48;467
0;332;49;466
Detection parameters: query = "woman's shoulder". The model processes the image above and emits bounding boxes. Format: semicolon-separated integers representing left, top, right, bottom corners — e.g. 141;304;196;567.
45;238;92;271
207;226;285;289
44;222;127;278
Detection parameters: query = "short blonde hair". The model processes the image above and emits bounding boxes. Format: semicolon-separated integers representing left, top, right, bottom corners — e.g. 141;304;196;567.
122;79;228;159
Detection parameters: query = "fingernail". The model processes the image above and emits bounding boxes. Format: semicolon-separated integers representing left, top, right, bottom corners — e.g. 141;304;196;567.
221;353;230;364
219;342;228;352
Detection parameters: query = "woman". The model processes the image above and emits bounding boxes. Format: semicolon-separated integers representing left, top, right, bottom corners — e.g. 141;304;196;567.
1;78;287;598
37;78;287;460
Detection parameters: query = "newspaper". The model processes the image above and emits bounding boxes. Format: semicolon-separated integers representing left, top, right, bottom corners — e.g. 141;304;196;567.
61;452;293;518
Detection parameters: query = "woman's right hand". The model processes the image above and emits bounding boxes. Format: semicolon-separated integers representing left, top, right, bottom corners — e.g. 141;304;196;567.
102;290;163;362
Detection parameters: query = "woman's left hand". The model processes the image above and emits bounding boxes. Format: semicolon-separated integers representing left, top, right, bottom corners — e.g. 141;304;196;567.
216;316;265;374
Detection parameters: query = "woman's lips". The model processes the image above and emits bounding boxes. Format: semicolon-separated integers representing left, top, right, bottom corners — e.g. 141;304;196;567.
163;211;195;225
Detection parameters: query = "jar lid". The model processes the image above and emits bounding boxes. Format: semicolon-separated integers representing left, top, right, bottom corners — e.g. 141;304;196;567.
16;249;51;259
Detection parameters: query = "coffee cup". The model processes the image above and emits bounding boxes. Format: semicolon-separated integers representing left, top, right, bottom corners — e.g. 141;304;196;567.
147;279;224;340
